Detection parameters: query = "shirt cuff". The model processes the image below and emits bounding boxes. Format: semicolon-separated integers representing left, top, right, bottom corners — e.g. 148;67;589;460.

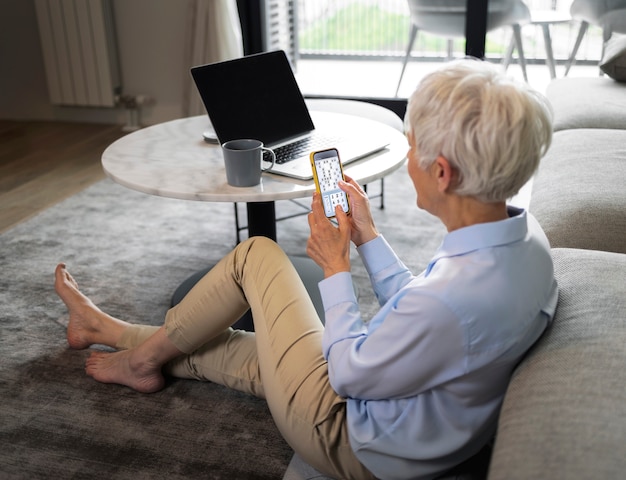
357;235;398;275
318;271;357;311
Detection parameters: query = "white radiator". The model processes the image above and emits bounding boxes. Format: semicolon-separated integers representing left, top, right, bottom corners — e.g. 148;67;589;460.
34;0;121;107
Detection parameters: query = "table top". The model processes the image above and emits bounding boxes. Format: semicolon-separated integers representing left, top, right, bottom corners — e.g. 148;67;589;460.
102;111;408;203
529;10;571;25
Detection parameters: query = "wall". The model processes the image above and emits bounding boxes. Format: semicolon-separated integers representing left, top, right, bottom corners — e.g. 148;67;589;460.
0;0;198;126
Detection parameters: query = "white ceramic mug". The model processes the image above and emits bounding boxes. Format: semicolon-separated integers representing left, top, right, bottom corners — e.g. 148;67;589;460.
221;139;276;187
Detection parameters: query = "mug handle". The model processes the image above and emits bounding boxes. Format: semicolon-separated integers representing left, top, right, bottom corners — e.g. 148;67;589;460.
261;147;276;172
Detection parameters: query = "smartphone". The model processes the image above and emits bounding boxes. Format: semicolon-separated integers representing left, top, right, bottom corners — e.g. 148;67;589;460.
310;148;350;218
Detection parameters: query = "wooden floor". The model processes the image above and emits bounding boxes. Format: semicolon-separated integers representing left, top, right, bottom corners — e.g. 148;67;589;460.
0;120;127;234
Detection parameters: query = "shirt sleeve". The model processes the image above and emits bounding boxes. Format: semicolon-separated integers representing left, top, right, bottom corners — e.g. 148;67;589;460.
357;235;414;305
319;237;465;400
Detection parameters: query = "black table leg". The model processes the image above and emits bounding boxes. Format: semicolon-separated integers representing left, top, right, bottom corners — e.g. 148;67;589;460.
246;201;276;239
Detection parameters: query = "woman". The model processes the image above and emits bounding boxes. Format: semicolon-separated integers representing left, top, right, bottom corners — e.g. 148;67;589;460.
55;59;558;480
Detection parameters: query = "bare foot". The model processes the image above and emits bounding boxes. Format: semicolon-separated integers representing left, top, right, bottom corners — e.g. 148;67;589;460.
54;264;128;349
85;349;165;393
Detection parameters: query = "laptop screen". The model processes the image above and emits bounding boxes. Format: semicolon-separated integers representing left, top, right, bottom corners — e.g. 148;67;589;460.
190;50;315;146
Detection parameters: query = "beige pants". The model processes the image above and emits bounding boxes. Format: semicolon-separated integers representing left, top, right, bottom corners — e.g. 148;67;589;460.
117;237;375;480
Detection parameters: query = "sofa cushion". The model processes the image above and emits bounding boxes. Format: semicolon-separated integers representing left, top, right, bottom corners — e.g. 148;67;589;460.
488;248;626;480
545;77;626;131
530;129;626;254
600;33;626;81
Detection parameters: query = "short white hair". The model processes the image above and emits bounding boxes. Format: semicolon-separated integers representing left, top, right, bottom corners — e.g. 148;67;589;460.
405;59;553;203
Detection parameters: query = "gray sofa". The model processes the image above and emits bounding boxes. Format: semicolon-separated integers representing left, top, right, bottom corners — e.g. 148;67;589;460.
285;77;626;480
487;76;626;480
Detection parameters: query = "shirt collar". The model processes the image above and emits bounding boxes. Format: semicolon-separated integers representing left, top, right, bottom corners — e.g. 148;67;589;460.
425;207;527;276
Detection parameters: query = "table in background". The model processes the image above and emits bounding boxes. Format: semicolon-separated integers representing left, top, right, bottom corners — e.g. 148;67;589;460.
506;10;572;80
530;10;572;79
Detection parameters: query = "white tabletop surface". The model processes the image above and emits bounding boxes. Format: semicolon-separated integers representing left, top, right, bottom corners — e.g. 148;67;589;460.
529;10;571;25
102;111;408;203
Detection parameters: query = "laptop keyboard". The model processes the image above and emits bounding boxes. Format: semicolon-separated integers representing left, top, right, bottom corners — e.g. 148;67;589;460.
265;135;340;164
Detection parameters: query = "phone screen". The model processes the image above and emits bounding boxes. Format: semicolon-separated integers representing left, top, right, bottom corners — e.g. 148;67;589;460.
312;149;350;218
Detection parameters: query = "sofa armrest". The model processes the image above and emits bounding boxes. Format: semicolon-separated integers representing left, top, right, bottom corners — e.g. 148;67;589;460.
488;248;626;480
530;129;626;254
546;77;626;131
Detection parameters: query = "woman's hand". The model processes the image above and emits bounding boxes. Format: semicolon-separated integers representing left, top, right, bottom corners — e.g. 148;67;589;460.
340;175;379;247
307;193;352;278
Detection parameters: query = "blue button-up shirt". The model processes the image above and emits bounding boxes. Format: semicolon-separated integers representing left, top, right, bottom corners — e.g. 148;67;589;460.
319;209;559;480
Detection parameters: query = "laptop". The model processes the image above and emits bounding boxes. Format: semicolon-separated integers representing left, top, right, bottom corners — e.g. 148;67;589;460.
190;50;389;180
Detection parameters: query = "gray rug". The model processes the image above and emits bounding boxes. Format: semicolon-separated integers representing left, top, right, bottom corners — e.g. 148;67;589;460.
0;166;445;479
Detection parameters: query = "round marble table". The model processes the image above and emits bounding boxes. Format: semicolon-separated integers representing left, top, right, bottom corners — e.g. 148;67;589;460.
103;111;407;236
102;111;408;327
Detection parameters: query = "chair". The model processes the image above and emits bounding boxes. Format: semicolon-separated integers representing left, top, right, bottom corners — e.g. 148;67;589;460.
395;0;531;96
564;0;626;76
